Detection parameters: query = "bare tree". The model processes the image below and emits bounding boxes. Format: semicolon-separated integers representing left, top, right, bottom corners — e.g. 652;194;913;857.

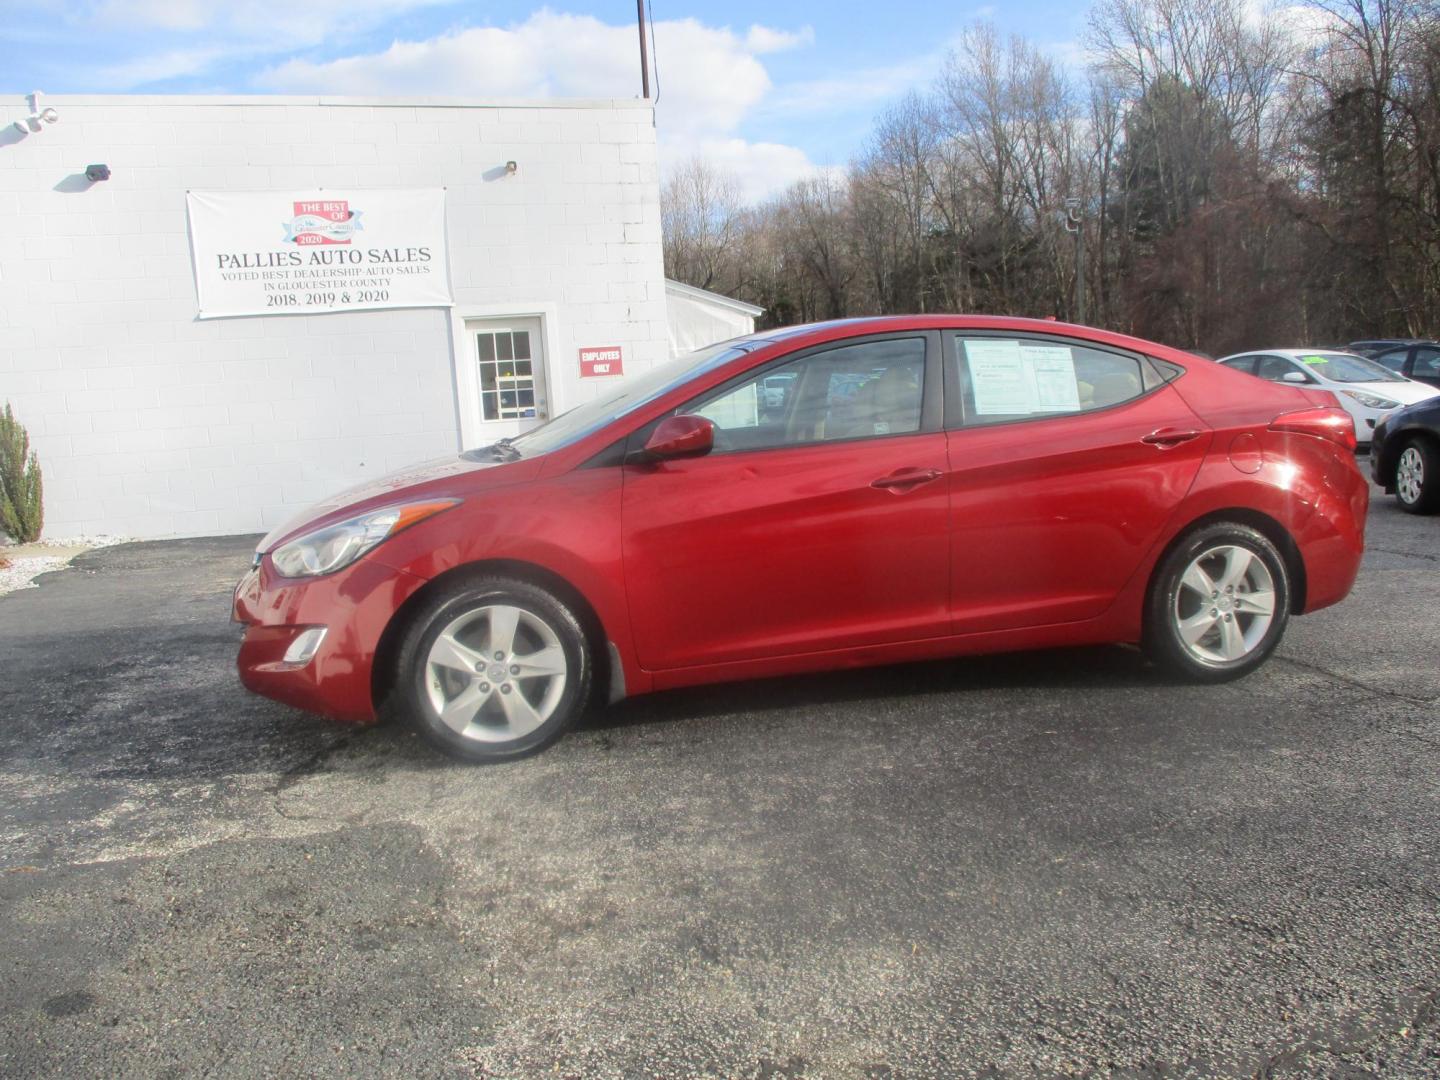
776;174;857;320
660;157;744;293
657;0;1439;351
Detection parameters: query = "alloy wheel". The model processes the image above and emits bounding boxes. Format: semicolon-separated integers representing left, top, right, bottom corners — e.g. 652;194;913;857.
423;604;568;742
1397;446;1424;506
1172;544;1277;664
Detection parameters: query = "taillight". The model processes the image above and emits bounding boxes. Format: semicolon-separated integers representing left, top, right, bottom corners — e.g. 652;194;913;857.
1268;407;1357;451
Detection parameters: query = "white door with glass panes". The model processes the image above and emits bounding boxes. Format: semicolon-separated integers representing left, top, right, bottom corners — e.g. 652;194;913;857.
468;317;550;442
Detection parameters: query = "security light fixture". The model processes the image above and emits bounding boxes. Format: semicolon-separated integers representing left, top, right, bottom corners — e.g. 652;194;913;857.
13;90;59;135
505;160;518;175
85;164;111;182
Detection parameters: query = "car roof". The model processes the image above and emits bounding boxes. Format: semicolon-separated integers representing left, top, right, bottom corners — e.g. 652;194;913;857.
739;315;1206;368
1222;348;1361;358
1351;338;1434;347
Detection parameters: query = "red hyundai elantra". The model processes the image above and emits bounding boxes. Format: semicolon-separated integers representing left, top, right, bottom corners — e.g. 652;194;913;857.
234;317;1367;762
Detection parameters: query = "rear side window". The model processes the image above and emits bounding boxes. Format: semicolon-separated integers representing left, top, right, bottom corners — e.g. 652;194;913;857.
1220;356;1258;375
953;335;1149;427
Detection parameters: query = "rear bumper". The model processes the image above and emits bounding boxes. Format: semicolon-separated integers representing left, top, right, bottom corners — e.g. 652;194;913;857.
1297;453;1368;614
233;557;429;723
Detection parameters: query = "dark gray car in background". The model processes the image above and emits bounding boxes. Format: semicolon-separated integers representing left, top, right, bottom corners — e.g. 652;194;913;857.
1371;395;1440;513
1350;339;1440;389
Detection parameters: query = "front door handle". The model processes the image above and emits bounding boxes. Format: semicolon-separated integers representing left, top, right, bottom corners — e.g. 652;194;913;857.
871;467;943;492
1141;428;1202;448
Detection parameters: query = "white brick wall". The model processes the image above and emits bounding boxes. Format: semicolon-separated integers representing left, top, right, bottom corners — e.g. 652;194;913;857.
0;94;669;539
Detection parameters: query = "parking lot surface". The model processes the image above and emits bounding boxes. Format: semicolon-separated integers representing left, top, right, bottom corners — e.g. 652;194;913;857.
2;484;1438;1078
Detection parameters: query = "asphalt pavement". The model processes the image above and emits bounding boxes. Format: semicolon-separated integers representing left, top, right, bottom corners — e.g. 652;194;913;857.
1;482;1437;1078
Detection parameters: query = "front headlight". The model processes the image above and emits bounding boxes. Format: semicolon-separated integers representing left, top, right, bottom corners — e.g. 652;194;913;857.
270;499;458;578
1342;389;1400;410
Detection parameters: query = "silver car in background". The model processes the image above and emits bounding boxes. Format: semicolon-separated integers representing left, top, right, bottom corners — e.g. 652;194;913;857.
1217;349;1440;447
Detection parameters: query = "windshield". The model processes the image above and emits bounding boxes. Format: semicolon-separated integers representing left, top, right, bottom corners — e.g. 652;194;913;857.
499;339;758;457
1298;352;1407;383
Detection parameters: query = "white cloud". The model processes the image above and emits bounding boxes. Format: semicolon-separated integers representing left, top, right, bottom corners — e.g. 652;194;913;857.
662;138;819;204
1254;0;1338;45
99;46;236;86
261;13;786;141
90;0;214;32
255;11;825;200
1039;38;1096;73
87;0;461;43
759;54;938;122
745;25;814;54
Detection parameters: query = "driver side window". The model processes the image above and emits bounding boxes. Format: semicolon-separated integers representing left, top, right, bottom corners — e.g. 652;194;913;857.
1255;355;1306;382
687;337;926;453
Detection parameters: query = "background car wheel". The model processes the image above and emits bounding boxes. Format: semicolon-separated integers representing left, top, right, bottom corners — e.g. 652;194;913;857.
1144;522;1290;683
1394;438;1440;515
395;576;592;763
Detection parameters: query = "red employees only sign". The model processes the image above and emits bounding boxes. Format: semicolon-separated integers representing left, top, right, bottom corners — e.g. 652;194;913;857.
579;346;624;378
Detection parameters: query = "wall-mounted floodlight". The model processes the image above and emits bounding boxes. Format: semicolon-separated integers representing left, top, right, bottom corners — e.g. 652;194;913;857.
13;91;59;135
505;160;518;175
85;164;111;182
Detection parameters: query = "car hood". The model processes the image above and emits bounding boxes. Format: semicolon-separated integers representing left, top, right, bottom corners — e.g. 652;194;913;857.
1349;379;1440;406
256;453;525;553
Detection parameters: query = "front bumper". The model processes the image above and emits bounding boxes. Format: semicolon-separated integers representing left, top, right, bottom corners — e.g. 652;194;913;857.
233;556;429;723
1370;426;1389;486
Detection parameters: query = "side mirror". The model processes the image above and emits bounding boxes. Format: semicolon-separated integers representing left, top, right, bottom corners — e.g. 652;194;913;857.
642;414;715;460
1281;371;1309;384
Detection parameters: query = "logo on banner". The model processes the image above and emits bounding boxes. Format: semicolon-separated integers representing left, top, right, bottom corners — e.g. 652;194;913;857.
580;346;624;378
283;199;364;246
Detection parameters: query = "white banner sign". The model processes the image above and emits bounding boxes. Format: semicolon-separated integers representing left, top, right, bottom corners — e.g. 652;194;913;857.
186;189;452;319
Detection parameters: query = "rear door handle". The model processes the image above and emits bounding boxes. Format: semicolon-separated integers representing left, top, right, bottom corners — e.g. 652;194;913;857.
1141;428;1202;448
871;467;943;492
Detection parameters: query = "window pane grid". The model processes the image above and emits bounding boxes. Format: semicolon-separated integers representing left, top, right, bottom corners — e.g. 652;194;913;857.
476;331;537;420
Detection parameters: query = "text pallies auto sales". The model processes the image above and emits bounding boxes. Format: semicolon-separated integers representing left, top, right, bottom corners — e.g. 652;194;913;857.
215;247;433;270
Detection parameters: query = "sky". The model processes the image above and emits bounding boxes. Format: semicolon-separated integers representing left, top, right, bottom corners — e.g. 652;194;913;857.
0;1;1092;201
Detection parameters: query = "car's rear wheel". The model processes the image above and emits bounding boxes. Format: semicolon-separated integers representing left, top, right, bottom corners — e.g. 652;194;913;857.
1394;439;1440;514
394;576;592;762
1144;522;1290;683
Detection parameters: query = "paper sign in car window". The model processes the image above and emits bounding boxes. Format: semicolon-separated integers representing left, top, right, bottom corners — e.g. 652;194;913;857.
1019;343;1081;412
1301;356;1328;365
965;338;1037;414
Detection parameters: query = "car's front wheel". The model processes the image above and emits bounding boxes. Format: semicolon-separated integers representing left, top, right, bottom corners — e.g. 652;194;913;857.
1394;438;1440;515
394;576;592;763
1144;522;1290;682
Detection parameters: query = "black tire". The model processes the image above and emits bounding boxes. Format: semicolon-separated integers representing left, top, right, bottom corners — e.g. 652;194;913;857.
393;576;592;763
1394;437;1440;515
1143;522;1291;683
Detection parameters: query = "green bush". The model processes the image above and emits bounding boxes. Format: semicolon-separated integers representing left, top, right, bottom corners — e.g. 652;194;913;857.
0;403;43;544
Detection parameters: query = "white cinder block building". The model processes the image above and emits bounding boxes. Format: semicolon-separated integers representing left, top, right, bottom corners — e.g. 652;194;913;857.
0;93;673;539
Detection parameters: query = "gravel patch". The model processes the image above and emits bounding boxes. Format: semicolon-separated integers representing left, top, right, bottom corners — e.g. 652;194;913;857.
0;556;72;596
0;537;132;597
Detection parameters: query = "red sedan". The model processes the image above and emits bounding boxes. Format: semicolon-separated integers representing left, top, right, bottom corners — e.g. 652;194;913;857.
234;317;1367;762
